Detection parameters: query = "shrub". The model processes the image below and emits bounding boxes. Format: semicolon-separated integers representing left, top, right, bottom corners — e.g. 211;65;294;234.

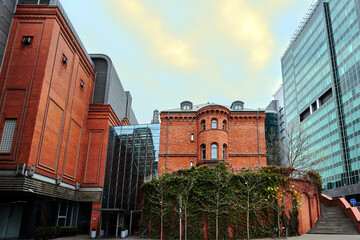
33;227;45;238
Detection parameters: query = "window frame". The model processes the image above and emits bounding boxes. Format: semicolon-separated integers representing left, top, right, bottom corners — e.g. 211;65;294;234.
201;144;206;160
212;119;217;129
201;120;206;131
211;143;218;159
0;118;17;154
223;144;227;160
222;120;227;131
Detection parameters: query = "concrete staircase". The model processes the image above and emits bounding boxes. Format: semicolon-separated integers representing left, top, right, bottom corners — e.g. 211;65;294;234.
308;203;359;234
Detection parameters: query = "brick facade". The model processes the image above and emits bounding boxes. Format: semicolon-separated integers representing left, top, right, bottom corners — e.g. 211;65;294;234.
158;102;267;175
0;3;126;238
0;4;95;184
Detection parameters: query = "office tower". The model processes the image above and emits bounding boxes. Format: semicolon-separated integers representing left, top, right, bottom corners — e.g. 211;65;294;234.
281;0;360;198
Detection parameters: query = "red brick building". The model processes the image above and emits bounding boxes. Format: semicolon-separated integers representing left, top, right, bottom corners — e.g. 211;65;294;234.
0;2;136;238
158;101;267;174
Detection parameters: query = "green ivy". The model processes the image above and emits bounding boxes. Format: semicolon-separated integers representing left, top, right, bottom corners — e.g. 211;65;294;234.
141;163;305;240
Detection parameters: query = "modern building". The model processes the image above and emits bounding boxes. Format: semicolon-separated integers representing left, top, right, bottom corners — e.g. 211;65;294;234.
100;123;159;237
281;0;360;199
158;101;267;174
90;54;137;125
265;100;279;165
273;85;286;142
0;0;17;72
0;1;137;238
265;85;286;166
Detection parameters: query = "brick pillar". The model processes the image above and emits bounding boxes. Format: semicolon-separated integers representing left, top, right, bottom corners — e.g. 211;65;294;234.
89;201;101;235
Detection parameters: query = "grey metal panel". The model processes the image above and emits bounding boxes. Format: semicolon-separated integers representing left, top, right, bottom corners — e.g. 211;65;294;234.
0;0;16;73
107;61;128;120
91;57;107;104
0;176;102;201
0;42;5;59
90;54;138;123
0;5;13;25
323;183;360;198
0;18;11;35
2;0;16;13
129;109;138;124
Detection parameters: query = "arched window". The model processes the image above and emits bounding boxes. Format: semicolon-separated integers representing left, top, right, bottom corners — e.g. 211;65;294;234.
201;120;206;131
222;120;227;131
212;119;217;129
201;144;206;160
223;144;227;160
211;143;218;159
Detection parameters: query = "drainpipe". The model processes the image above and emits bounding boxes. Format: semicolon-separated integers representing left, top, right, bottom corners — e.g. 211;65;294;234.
165;112;169;172
257;110;260;169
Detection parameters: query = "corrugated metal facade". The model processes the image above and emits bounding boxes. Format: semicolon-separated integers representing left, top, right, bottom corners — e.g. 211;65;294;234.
91;54;138;124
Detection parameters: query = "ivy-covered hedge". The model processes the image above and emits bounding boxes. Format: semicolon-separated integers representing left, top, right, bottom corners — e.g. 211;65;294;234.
33;226;79;239
141;163;312;240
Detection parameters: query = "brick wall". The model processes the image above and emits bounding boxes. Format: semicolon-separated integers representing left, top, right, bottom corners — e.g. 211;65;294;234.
0;5;95;187
158;105;267;175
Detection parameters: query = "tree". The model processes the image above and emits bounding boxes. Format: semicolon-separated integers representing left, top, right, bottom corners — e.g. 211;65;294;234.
233;172;268;240
176;170;198;240
266;128;282;166
143;175;172;240
200;163;234;240
281;122;324;171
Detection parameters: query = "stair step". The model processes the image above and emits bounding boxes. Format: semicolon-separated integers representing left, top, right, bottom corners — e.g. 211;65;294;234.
308;203;359;235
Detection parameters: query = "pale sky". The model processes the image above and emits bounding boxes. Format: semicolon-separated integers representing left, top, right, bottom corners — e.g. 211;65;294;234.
61;0;314;123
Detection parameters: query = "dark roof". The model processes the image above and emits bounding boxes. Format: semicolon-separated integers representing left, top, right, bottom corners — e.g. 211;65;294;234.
162;102;264;113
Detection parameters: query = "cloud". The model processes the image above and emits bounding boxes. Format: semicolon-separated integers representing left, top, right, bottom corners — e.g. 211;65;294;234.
108;0;196;69
216;0;275;69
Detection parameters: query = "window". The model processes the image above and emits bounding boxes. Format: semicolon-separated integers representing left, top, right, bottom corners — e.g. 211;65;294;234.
319;88;333;106
211;143;218;159
0;119;17;153
300;107;311;122
223;144;227;160
190;133;194;142
201;120;206;130
201;144;206;160
22;36;33;45
231;101;244;110
212;119;217;129
190;161;193;167
222;120;227;130
180;101;193;110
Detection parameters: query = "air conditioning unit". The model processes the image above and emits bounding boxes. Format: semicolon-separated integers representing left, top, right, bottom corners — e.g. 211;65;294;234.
16;163;26;176
28;164;35;177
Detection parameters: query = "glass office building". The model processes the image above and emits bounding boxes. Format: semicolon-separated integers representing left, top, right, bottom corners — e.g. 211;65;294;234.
100;124;160;236
281;0;360;198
